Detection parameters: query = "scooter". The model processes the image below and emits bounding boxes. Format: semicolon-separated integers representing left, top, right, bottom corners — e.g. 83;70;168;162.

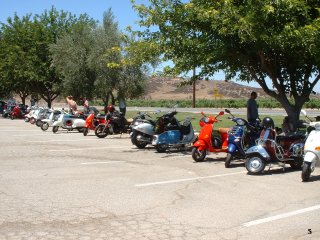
300;110;320;181
10;104;28;120
152;116;197;153
224;109;261;168
245;117;306;174
191;111;228;162
52;112;86;133
40;109;63;131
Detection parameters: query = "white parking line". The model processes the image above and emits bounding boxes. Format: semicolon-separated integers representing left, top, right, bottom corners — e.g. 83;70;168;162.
243;204;320;227
135;171;246;187
80;161;126;165
29;139;97;143
49;146;128;152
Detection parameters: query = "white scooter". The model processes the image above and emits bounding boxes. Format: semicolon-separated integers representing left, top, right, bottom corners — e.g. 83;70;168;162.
52;111;86;133
41;109;63;131
301;110;320;182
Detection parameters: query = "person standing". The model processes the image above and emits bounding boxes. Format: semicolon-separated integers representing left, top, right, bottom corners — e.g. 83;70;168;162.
247;91;259;146
83;97;89;114
247;91;259;123
66;96;77;114
119;97;126;116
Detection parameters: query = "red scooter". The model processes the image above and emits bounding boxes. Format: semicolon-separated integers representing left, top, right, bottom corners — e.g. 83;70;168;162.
10;104;28;120
192;111;229;162
83;113;106;136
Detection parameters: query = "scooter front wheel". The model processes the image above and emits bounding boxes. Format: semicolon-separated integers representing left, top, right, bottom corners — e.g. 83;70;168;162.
245;155;266;174
36;119;43;127
301;162;311;182
83;128;89;136
52;126;59;133
41;122;49;131
192;148;206;162
225;153;233;168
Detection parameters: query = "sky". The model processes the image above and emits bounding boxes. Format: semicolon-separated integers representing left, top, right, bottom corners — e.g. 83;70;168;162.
1;0;319;93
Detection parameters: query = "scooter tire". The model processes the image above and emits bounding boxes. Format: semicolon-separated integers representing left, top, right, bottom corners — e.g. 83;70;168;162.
52;126;59;133
95;125;108;138
77;128;84;133
30;118;35;124
155;144;167;153
24;117;30;122
245;155;266;174
83;128;89;136
10;115;14;120
36;119;43;127
225;153;233;168
301;162;311;182
41;122;49;131
191;147;206;162
290;157;303;170
133;133;148;149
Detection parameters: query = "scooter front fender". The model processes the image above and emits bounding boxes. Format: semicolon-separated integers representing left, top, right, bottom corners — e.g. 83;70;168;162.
245;145;270;160
193;140;208;151
304;151;318;169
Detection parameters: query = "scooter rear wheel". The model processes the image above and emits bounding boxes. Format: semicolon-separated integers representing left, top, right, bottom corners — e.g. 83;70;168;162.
301;162;311;182
95;125;108;138
192;147;206;162
155;144;167;153
245;155;266;174
36;119;43;127
134;134;148;149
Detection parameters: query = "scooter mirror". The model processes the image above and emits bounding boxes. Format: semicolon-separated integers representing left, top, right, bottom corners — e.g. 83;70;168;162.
225;109;230;114
219;111;224;116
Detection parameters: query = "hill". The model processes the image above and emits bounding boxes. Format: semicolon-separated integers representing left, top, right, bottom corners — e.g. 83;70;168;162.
144;77;268;100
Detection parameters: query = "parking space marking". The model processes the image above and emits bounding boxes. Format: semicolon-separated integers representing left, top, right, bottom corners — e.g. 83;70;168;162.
135;171;246;187
80;161;126;165
49;146;128;152
29;139;97;143
243;204;320;227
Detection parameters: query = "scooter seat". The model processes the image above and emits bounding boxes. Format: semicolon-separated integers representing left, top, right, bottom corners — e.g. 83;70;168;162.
218;128;230;134
276;134;305;141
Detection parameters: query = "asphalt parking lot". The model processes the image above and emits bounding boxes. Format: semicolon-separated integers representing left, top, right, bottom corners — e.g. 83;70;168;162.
0;118;320;240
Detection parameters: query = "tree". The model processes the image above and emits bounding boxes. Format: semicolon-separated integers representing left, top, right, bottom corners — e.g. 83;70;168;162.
133;0;320;128
0;7;94;107
0;14;36;104
50;19;97;101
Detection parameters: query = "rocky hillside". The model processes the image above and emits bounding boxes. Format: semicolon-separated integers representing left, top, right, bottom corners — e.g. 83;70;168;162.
144;77;268;100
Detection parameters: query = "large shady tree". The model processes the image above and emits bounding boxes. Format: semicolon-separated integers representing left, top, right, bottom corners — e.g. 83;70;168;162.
133;0;320;128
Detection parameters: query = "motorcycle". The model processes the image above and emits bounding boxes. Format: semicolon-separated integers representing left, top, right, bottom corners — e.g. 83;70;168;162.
300;110;320;181
224;109;261;168
52;112;86;133
2;105;15;118
40;109;63;131
245;117;305;174
152;115;197;153
94;112;132;138
191;111;228;162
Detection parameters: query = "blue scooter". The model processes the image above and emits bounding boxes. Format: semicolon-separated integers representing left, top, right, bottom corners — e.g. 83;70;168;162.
224;109;261;168
152;116;197;153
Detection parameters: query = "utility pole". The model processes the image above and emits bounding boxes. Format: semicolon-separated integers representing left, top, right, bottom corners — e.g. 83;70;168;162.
192;67;196;108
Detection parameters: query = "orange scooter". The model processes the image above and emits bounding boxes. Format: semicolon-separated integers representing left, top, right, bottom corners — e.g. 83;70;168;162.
192;111;229;162
83;113;106;136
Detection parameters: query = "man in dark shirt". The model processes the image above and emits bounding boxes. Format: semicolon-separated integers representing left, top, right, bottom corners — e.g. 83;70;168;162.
247;91;259;123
